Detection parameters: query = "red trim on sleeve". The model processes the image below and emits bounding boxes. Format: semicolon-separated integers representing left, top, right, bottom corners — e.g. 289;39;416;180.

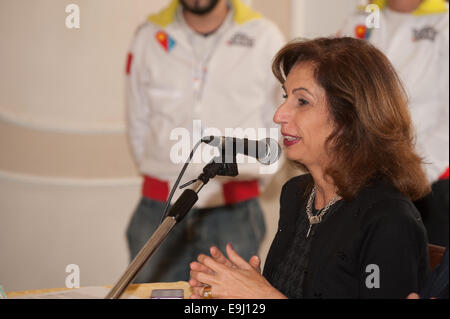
142;175;259;205
126;53;133;75
142;175;169;202
222;180;259;205
439;167;449;180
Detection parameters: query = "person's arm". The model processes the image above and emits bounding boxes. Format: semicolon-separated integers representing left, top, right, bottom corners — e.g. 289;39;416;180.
358;200;430;298
258;22;286;179
260;22;285;133
418;19;449;182
226;21;286;182
126;25;152;168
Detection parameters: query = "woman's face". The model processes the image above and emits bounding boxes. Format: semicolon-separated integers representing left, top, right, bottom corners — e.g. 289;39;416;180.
273;62;335;169
386;0;423;13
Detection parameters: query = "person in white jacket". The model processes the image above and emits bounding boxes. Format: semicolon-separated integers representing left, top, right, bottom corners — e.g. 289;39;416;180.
125;0;285;282
339;0;449;246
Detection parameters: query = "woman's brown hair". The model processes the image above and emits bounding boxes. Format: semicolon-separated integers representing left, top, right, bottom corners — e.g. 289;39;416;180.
273;37;430;200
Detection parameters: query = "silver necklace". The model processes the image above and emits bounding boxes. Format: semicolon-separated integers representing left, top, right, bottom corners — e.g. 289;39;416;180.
305;185;341;238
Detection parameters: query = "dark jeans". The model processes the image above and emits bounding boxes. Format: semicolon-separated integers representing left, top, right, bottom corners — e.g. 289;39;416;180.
126;197;266;283
414;179;449;247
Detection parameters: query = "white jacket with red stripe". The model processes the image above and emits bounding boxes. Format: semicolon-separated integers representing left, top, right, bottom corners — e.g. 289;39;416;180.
339;0;449;183
126;0;285;207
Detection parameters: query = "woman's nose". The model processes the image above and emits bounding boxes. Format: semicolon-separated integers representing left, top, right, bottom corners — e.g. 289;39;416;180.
273;101;289;125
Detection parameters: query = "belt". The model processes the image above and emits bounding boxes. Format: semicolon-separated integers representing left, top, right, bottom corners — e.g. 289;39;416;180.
141;175;259;205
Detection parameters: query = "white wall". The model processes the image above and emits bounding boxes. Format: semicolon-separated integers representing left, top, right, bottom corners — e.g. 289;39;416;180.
290;0;359;39
0;0;170;132
0;175;140;291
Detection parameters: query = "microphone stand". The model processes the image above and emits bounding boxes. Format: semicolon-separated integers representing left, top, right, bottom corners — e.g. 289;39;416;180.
105;157;238;299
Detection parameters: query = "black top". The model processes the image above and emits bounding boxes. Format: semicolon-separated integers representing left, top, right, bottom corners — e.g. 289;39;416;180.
263;174;430;299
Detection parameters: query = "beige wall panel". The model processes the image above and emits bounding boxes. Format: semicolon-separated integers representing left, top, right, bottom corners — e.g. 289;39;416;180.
291;0;359;39
252;0;291;40
0;120;138;178
0;0;171;131
0;178;141;291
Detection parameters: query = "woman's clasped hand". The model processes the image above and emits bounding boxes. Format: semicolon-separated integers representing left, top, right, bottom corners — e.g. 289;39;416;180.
189;244;286;299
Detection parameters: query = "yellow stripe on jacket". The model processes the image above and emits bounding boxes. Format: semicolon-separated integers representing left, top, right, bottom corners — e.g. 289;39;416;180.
147;0;262;27
371;0;448;16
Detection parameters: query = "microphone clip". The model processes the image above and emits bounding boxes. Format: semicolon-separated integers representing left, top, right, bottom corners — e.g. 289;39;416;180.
198;156;238;184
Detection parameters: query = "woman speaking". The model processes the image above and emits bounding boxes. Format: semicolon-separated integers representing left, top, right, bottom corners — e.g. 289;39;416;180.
188;37;431;299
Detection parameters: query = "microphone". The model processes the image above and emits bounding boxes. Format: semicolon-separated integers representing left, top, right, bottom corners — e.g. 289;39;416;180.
201;136;281;165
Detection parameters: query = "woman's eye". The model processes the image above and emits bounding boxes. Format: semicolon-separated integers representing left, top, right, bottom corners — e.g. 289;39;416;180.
282;94;288;99
298;98;309;106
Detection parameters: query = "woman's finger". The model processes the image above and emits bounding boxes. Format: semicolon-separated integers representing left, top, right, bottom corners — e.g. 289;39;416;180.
197;254;228;273
248;255;261;273
189;278;207;288
190;285;220;299
210;246;234;268
190;261;214;275
190;285;205;299
190;270;216;286
226;243;253;270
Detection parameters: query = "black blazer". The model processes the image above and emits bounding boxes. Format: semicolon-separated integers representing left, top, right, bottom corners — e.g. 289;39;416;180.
263;174;430;299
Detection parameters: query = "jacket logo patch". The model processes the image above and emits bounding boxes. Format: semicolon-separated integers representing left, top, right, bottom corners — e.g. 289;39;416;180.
413;26;438;42
227;32;254;47
354;24;371;40
155;30;176;52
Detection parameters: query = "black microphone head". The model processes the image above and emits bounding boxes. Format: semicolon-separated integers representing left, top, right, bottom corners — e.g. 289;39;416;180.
202;136;281;165
257;138;282;165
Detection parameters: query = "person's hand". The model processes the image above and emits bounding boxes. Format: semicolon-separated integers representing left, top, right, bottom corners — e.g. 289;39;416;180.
188;244;261;290
189;243;286;299
406;292;437;299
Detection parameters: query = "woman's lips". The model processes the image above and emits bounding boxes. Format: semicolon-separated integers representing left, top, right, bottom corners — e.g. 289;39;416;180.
282;134;301;147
